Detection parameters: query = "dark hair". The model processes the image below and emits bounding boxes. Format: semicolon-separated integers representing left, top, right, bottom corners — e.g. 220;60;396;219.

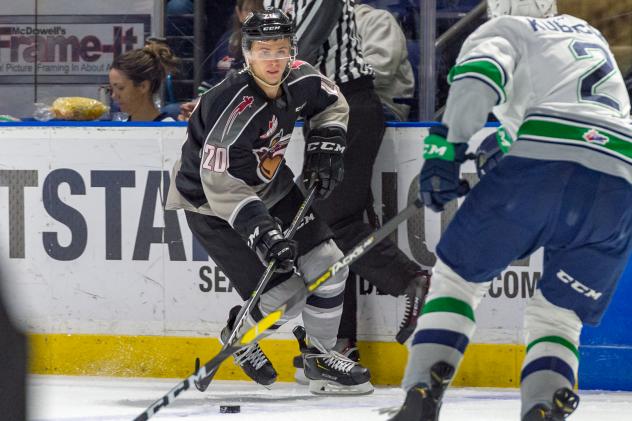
111;41;180;94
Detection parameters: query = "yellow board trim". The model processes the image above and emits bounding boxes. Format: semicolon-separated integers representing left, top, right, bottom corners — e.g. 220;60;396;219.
28;334;526;387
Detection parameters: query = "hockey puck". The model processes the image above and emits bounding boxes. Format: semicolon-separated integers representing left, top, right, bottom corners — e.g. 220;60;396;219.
220;405;241;413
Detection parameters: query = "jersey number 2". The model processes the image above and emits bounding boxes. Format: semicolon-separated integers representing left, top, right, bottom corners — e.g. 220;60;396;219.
571;41;621;112
202;145;228;172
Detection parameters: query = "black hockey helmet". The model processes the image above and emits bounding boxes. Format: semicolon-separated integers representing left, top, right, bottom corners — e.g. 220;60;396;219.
241;7;297;88
241;7;296;51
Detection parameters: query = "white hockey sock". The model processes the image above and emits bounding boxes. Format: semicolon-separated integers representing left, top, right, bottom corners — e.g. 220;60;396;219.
520;289;581;417
402;258;490;391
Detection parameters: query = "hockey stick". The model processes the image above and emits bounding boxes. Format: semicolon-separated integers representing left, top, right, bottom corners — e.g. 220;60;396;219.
133;198;423;421
192;184;318;392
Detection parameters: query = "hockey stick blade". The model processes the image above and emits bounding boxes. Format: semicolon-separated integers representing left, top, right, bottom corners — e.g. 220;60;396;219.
134;198;421;420
133;304;286;421
192;357;218;392
133;344;240;421
192;185;318;393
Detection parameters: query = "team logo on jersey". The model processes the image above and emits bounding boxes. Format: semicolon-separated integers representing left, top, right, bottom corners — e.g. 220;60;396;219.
260;115;279;140
253;129;292;181
222;96;255;141
582;128;609;145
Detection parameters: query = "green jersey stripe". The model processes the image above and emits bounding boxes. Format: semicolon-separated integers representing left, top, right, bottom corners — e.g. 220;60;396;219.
518;117;632;161
448;59;507;101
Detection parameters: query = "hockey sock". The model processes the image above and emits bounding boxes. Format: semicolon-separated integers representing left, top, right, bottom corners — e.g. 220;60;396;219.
521;290;581;418
298;239;347;350
402;258;489;390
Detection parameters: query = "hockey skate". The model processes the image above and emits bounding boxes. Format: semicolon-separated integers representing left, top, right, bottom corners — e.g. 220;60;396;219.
293;326;373;395
522;387;579;420
293;337;360;385
396;270;431;344
387;361;455;421
221;305;277;386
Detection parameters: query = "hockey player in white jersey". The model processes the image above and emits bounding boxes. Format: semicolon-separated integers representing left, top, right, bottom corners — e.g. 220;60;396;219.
388;1;632;420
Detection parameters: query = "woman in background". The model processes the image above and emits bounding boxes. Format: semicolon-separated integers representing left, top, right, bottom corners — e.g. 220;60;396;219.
109;40;180;121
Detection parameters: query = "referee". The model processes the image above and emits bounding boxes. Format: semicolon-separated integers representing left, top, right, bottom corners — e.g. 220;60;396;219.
264;0;429;352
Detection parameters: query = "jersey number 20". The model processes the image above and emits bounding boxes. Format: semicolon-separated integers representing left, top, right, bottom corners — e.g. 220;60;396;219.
202;144;228;172
570;40;621;112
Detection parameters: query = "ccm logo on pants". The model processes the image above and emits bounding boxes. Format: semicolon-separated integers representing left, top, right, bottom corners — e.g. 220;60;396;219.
556;270;602;300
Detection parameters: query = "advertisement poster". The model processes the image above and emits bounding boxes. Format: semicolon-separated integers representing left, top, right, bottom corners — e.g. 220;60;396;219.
0;0;158;116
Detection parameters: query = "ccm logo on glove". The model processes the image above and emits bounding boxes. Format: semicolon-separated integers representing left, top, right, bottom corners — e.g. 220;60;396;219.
306;141;346;153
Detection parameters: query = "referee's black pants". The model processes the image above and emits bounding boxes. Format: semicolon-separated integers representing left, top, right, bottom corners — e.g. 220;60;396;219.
312;77;422;340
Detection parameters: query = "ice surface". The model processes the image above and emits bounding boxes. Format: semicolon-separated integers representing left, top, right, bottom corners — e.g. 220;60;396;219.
28;375;632;420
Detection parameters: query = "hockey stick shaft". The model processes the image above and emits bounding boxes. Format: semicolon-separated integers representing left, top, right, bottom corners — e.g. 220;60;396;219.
193;184;318;391
134;198;422;421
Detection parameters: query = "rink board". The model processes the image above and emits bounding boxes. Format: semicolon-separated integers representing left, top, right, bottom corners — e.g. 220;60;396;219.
0;122;630;389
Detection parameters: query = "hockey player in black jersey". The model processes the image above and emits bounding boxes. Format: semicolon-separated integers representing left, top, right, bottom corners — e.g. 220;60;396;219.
166;7;372;395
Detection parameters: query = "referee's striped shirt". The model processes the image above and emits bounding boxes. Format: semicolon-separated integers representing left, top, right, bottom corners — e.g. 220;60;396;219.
263;0;374;85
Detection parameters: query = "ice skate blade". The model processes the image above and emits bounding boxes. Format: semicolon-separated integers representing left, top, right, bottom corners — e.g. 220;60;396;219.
308;379;374;395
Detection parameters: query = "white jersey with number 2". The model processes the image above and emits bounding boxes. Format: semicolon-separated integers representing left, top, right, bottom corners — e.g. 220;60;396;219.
444;14;632;184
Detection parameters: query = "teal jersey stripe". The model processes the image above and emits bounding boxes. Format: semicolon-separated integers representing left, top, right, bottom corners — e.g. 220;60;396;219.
518;117;632;161
448;59;507;102
527;335;580;360
422;297;475;322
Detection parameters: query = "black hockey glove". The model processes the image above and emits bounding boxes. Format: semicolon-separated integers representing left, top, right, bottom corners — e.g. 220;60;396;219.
303;126;346;199
475;128;512;178
419;125;470;212
247;216;298;273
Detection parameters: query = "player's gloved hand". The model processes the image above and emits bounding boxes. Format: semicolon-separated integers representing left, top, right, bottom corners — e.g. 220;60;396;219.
419;125;470;212
303;126;346;199
475;127;512;178
247;217;298;273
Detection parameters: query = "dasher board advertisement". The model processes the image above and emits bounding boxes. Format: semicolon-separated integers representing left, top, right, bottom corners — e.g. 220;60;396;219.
0;124;545;345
